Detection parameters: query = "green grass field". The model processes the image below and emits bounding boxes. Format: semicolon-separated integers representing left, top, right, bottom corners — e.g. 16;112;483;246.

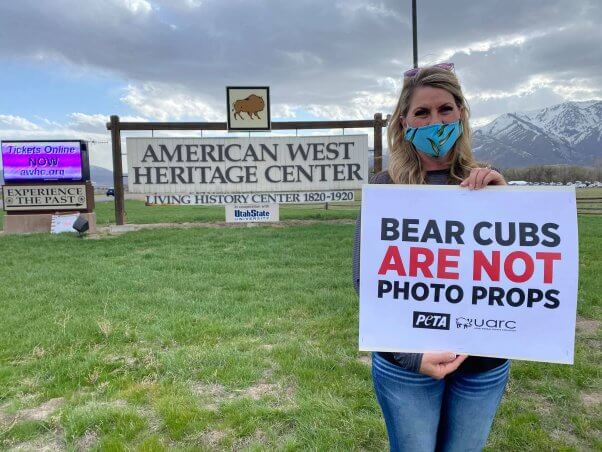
0;207;600;450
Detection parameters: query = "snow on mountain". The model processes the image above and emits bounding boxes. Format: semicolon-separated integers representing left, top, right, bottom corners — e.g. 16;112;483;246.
473;100;602;167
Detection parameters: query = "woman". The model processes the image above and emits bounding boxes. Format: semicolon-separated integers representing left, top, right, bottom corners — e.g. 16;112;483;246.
352;63;510;451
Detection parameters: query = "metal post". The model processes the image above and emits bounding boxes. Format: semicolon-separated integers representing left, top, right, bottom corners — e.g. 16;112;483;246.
109;115;125;225
374;113;383;174
412;0;418;68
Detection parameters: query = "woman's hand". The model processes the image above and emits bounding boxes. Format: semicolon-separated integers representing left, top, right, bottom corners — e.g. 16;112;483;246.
419;352;468;379
460;167;507;190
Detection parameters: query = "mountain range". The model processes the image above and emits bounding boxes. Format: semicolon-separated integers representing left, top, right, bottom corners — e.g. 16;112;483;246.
472;100;602;168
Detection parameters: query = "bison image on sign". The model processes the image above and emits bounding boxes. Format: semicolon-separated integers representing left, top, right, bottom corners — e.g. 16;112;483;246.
233;94;265;120
227;86;271;131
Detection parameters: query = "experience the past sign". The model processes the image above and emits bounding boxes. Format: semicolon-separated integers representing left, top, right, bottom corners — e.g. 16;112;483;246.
359;185;578;364
126;135;368;194
2;184;88;211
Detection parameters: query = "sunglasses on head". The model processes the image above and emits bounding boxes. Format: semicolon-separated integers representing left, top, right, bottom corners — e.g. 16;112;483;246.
403;62;455;79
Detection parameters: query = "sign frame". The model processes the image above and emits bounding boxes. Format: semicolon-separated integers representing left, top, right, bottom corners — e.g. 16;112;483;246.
126;134;368;195
226;86;271;131
2;182;90;212
1;139;90;183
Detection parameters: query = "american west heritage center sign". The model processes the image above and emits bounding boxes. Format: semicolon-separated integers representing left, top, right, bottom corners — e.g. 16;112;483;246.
127;135;368;204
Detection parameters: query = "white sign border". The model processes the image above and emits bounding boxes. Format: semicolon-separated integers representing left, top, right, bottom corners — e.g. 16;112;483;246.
358;184;578;364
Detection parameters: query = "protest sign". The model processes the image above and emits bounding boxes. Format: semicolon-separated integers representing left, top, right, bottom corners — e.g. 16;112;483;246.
359;185;578;364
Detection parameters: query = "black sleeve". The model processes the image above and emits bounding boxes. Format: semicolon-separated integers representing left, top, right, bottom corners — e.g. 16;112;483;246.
393;353;423;372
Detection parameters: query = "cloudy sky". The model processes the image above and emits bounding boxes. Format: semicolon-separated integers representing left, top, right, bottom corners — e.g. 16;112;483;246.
1;0;601;169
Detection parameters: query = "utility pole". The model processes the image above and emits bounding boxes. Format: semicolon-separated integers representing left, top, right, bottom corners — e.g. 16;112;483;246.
412;0;418;68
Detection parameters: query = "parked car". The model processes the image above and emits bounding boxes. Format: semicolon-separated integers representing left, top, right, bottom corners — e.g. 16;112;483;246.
106;188;115;196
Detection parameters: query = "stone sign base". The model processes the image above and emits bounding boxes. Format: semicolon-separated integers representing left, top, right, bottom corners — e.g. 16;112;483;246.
3;212;97;235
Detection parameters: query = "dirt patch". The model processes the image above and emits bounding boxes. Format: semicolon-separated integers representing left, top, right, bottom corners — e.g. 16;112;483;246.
88;399;129;409
104;354;138;368
18;397;64;422
549;428;580;446
0;402;14;425
576;317;601;335
244;382;282;401
89;218;356;237
191;378;295;410
531;394;554;417
580;391;602;408
190;382;232;400
138;406;162;433
190;382;234;411
238;379;295;407
85;232;119;240
7;432;65;451
358;354;372;366
233;429;269;449
199;429;229;448
74;430;98;451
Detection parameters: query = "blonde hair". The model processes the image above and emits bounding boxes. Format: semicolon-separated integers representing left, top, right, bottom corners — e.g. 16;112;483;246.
387;66;478;184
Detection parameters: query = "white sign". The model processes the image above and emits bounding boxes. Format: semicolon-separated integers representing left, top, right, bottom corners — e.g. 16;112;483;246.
146;190;355;205
2;184;88;211
227;86;271;131
126;135;368;195
225;203;279;223
51;213;80;233
359;185;578;364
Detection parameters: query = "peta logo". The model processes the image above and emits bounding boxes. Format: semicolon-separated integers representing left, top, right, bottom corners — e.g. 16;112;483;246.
412;311;451;330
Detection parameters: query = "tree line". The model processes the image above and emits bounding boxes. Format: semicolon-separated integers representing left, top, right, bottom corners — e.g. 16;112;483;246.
501;161;602;183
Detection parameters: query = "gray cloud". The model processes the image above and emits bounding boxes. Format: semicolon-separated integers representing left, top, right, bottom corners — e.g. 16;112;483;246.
0;0;601;123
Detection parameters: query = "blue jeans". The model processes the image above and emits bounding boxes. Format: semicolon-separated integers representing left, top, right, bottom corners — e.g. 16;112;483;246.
372;352;510;452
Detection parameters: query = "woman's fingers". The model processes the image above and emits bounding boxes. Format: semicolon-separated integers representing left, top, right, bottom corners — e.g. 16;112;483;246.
440;354;468;374
419;352;469;379
461;167;506;189
460;168;482;189
474;168;491;189
483;170;507;186
426;352;458;363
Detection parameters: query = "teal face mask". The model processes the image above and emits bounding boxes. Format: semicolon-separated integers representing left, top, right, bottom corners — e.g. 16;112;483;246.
404;121;463;158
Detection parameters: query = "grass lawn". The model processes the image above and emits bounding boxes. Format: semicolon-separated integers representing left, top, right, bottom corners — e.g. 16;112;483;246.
0;214;600;449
